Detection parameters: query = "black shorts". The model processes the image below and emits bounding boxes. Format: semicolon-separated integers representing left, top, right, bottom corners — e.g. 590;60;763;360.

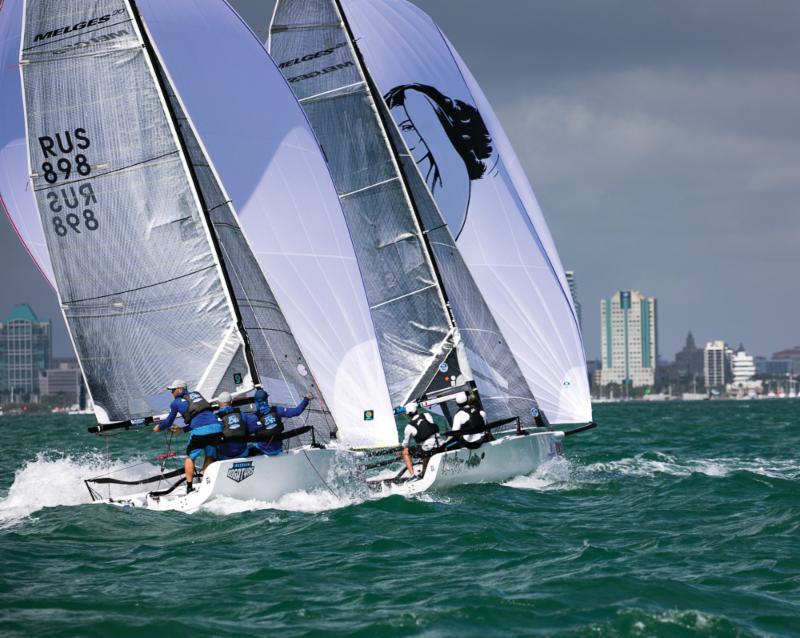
186;433;221;458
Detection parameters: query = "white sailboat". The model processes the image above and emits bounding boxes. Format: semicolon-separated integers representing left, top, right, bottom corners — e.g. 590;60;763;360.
10;0;396;511
268;0;595;493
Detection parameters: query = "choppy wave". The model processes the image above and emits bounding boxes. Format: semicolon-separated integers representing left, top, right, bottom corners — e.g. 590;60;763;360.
0;452;161;528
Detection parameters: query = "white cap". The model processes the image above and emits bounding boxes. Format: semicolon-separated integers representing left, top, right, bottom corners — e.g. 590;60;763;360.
455;392;469;406
167;379;187;390
217;391;232;405
404;402;418;415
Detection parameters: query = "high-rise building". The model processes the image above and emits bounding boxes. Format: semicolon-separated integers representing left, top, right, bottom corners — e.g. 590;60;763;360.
39;360;82;405
675;331;704;378
772;346;800;373
0;304;52;402
565;271;582;332
704;340;730;388
599;290;657;387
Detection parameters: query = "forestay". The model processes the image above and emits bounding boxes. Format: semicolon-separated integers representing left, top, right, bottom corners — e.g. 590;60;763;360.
335;0;592;424
19;0;253;422
135;0;397;447
269;0;541;427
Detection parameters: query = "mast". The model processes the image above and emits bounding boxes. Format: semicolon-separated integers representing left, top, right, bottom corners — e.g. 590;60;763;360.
129;0;260;387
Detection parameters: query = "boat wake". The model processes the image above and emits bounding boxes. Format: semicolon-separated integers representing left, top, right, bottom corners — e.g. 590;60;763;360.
503;456;574;491
0;452;163;528
583;452;800;481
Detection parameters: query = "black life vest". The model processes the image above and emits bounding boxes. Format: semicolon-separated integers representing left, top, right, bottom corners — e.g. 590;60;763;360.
220;408;247;439
181;391;212;425
411;413;439;444
457;405;485;435
259;406;284;433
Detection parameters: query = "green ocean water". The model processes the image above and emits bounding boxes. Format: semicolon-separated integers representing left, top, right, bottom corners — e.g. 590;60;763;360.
0;400;798;637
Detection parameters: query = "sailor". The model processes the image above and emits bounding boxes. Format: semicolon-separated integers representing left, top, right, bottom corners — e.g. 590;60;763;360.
400;402;440;479
250;387;313;456
450;391;487;447
215;392;262;460
152;379;222;492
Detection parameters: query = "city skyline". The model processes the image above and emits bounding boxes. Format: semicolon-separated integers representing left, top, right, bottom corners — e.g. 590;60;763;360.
1;0;798;361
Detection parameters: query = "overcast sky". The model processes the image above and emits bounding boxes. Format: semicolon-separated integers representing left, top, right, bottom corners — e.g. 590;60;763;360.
2;0;798;361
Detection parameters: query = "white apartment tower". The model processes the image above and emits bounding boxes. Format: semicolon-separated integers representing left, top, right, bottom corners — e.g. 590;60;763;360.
565;271;582;332
600;290;657;387
704;340;729;388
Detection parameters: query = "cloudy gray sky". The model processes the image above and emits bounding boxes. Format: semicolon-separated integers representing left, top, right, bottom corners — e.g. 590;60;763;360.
2;0;798;362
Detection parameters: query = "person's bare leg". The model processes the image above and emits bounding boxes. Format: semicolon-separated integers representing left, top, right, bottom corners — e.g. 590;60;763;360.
420;457;430;477
401;448;415;477
185;457;195;486
200;455;214;476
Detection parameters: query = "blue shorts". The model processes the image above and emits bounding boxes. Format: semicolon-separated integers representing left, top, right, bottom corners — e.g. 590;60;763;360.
186;433;219;461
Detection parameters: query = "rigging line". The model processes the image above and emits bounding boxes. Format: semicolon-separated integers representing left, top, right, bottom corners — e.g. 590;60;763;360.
62;265;216;304
32;150;180;191
302;448;339;499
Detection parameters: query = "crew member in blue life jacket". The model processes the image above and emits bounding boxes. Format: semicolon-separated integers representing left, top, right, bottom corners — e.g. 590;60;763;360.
152;379;222;493
250;387;313;456
400;402;440;479
216;391;262;460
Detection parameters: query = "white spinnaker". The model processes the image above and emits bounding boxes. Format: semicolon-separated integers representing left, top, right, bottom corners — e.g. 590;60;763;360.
338;0;591;424
134;0;397;447
0;0;54;286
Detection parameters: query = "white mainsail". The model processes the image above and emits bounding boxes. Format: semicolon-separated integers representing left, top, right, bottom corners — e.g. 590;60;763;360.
20;0;260;423
269;0;543;428
322;0;592;425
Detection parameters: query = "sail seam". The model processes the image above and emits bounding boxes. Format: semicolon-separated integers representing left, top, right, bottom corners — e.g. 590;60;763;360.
32;150;179;191
339;177;398;199
271;23;341;32
369;284;438;311
61;265;217;305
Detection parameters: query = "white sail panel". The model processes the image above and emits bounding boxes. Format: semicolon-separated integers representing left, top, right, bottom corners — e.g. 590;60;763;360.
0;0;55;286
339;0;591;424
19;0;253;422
135;0;397;446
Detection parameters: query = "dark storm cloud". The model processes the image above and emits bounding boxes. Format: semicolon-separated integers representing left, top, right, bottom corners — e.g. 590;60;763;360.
187;0;800;360
4;1;797;361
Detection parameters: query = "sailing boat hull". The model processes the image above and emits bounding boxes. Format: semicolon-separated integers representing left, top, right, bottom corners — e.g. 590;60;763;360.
101;448;344;513
370;431;565;496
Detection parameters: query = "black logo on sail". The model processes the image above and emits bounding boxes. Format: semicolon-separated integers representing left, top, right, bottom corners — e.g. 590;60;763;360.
226;461;255;483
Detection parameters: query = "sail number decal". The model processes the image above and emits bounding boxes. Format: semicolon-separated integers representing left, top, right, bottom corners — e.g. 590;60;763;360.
38;128;100;237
